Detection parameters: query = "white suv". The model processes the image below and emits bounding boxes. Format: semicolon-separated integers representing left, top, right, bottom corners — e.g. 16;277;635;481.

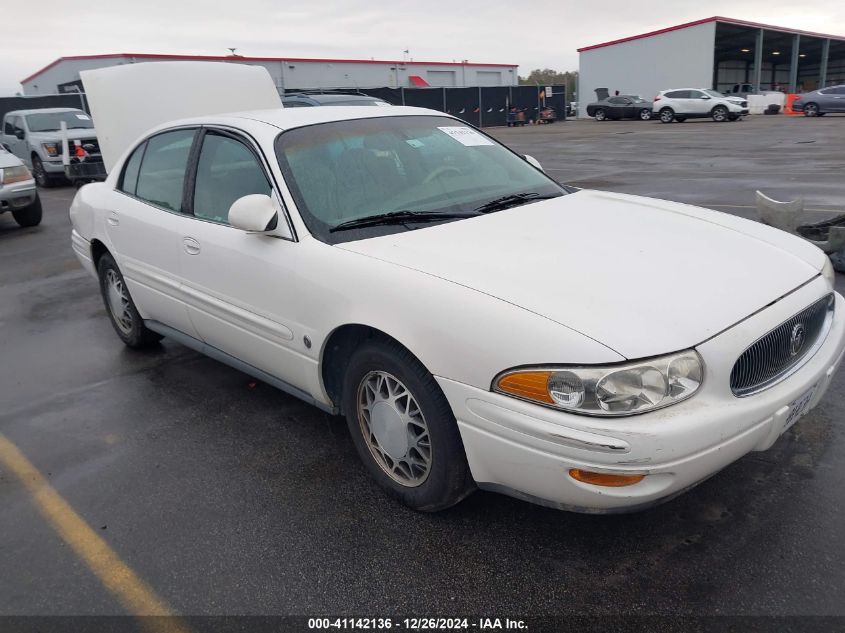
653;89;748;124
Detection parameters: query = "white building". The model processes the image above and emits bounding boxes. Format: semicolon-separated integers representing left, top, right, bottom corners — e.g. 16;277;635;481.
21;53;518;95
578;17;845;117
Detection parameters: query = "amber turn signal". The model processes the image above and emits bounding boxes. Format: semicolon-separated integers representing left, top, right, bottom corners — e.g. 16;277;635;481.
569;469;645;487
495;371;554;404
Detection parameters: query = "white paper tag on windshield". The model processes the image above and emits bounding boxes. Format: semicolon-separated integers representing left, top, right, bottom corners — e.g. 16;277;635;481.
76;114;91;120
437;126;493;146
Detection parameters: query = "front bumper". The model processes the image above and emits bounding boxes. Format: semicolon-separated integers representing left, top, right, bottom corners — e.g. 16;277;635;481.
0;179;37;212
437;279;845;512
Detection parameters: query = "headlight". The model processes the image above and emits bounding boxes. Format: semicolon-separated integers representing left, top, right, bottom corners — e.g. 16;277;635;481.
493;350;703;417
42;142;60;157
822;257;835;288
0;165;33;185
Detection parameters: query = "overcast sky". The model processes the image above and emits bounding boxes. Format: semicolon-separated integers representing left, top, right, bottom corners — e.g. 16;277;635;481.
2;0;843;95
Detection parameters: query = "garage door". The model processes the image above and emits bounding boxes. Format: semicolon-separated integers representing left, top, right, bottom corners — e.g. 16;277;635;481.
426;70;456;87
476;71;502;87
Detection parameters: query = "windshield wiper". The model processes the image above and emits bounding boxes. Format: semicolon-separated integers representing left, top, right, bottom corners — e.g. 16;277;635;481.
329;210;476;232
473;192;559;214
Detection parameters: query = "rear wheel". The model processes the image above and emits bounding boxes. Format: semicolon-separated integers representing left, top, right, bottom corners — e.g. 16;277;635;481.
97;253;163;348
11;194;42;227
639;108;652;120
342;339;474;511
659;108;675;123
711;106;729;122
594;108;607;121
803;103;820;117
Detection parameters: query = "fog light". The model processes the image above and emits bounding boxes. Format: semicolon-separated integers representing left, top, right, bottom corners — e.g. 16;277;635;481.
569;469;645;487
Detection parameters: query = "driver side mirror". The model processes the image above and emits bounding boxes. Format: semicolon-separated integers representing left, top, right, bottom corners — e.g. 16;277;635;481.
701;95;711;100
524;154;544;172
14;129;25;140
229;194;287;236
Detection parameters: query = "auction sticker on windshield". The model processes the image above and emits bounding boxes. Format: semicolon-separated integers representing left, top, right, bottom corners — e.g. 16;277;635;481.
438;126;494;146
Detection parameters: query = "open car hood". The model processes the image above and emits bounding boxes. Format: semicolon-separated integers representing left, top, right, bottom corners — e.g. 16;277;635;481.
80;61;282;172
339;190;825;359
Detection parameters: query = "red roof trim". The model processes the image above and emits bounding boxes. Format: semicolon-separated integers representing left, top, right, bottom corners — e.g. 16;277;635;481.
577;16;845;53
21;53;518;85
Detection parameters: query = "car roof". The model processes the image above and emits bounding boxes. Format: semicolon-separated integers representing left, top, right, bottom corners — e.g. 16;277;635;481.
4;107;85;116
153;105;451;133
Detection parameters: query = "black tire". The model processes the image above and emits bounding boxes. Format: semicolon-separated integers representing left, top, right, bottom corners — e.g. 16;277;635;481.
342;339;475;512
11;194;42;227
711;105;729;122
97;253;163;348
594;108;607;121
639;108;652;120
803;103;819;117
31;155;55;188
659;108;675;123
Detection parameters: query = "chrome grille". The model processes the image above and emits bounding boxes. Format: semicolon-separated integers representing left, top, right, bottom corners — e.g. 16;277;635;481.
730;294;834;396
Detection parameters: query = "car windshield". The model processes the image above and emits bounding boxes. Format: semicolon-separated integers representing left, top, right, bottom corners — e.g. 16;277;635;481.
275;115;566;243
26;111;94;132
705;90;725;98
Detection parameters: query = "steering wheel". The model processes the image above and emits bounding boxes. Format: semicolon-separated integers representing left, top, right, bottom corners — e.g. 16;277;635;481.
423;166;462;184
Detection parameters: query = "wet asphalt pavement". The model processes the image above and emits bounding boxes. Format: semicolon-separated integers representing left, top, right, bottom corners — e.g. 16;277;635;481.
1;116;844;620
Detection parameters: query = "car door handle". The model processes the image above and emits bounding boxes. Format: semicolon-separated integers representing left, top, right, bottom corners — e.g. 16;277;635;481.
183;237;201;255
107;211;119;226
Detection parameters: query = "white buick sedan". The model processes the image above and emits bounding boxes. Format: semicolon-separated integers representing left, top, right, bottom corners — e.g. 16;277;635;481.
70;104;845;513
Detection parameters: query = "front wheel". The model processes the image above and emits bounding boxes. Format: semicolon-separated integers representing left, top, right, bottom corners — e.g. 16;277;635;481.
594;108;607;121
659;108;675;123
31;155;55;188
97;253;163;348
803;103;819;117
11;194;42;227
639;108;652;120
711;106;729;122
342;339;474;511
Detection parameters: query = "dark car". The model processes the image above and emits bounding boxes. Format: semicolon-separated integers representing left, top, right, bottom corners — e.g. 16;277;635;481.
792;85;845;117
586;95;653;121
281;93;391;108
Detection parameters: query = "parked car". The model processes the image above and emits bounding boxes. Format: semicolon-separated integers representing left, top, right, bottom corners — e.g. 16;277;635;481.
282;93;391;107
71;64;845;514
1;108;103;187
792;85;845;116
653;89;748;123
587;95;653;121
0;144;41;226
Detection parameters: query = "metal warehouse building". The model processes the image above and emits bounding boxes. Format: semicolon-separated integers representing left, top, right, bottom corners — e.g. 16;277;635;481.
578;16;845;117
21;53;518;95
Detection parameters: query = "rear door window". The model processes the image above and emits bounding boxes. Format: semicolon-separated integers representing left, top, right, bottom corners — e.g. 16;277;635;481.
134;129;196;212
118;142;146;196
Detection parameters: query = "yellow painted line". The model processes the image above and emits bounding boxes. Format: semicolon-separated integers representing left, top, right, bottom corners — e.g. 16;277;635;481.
0;433;190;632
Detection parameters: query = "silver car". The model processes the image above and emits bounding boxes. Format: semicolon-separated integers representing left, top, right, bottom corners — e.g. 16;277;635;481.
793;85;845;117
1;108;101;187
0;145;40;226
